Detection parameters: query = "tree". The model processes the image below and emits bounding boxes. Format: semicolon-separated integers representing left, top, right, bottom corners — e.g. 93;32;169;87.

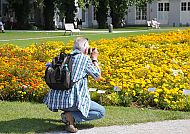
33;0;44;8
79;0;153;28
108;0;127;28
56;0;77;23
96;0;109;28
108;0;154;28
33;0;44;27
43;0;55;30
7;0;32;29
34;0;77;29
78;0;109;28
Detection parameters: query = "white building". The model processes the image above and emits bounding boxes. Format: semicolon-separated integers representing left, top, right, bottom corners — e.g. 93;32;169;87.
79;0;190;27
126;0;190;27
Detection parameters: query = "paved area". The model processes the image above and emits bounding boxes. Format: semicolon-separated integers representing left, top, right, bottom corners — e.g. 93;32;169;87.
45;119;190;134
0;29;149;42
4;29;148;33
1;29;173;42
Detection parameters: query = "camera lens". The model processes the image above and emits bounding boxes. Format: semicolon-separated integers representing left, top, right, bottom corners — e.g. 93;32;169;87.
88;48;92;55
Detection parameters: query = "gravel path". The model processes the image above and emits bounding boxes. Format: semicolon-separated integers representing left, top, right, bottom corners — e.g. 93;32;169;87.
45;119;190;134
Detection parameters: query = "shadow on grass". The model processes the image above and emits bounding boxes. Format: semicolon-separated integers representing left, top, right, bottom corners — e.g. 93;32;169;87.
0;118;94;133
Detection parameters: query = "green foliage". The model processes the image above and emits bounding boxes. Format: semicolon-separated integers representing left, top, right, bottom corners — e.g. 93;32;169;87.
104;90;132;107
134;0;154;7
96;0;109;28
108;0;154;28
56;0;77;23
7;0;32;29
33;0;44;8
108;0;127;28
7;0;155;29
43;0;55;30
80;0;154;28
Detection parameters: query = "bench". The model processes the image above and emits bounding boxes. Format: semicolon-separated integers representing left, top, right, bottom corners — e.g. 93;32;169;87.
147;21;160;29
64;23;80;35
89;88;106;104
151;20;160;29
147;21;152;29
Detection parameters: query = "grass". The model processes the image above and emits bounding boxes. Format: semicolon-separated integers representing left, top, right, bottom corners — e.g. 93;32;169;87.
0;27;189;47
1;101;190;133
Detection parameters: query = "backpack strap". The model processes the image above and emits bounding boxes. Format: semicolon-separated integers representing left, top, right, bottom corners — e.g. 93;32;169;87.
67;53;79;87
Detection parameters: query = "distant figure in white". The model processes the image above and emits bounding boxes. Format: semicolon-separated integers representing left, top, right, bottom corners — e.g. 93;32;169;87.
0;21;5;33
151;18;160;29
121;19;125;27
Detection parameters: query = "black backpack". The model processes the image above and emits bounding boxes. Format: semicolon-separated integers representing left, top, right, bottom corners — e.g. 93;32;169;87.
44;52;75;90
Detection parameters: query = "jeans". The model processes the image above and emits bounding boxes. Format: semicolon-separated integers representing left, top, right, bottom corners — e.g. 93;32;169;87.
63;101;105;123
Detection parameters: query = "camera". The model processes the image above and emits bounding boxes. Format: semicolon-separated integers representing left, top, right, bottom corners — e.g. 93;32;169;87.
88;48;96;55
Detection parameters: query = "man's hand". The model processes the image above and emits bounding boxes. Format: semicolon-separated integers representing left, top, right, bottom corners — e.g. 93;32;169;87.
91;48;99;60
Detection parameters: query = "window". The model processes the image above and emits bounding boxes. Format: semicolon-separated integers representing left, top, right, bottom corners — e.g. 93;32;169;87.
158;3;169;11
158;3;163;11
142;8;147;20
136;7;141;20
136;5;147;20
164;3;170;11
181;2;187;11
158;3;169;20
188;2;190;11
82;9;85;22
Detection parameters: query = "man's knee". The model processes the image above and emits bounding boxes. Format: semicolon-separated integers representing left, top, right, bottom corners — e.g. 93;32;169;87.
98;106;106;118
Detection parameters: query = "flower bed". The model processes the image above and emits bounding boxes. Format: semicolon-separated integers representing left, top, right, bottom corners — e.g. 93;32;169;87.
0;29;190;111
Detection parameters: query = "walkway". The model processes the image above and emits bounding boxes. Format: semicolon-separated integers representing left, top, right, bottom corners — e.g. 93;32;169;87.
45;119;190;134
0;28;174;42
0;29;149;42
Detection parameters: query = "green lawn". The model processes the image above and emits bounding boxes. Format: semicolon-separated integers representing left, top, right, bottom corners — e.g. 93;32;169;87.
0;27;188;47
1;101;190;133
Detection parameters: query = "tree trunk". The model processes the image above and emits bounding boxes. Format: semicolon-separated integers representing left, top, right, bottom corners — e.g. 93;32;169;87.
63;0;76;23
43;0;55;30
110;11;121;28
96;0;109;29
13;0;31;29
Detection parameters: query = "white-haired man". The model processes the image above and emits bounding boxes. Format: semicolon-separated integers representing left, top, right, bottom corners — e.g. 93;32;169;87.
44;37;105;133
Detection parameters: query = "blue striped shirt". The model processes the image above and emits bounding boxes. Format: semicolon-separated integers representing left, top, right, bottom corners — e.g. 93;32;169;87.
44;49;101;117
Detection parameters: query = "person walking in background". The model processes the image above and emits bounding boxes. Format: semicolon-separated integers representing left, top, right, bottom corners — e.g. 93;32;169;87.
10;16;14;30
44;37;105;133
74;18;78;29
121;18;125;27
78;19;82;29
0;17;5;33
76;18;80;29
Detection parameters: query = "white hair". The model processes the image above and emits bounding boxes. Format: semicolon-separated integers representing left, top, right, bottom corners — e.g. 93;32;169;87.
73;37;89;52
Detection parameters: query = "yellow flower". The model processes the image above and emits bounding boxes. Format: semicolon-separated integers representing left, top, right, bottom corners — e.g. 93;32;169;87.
154;98;159;103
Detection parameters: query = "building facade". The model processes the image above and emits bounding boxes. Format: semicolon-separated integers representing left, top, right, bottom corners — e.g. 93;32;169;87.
127;0;190;26
82;0;190;27
1;0;190;28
